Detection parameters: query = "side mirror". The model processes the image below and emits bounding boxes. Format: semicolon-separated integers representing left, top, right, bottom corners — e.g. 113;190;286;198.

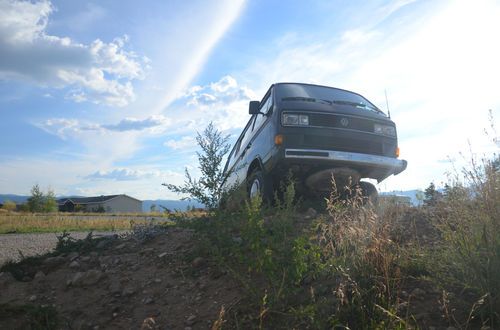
249;101;260;115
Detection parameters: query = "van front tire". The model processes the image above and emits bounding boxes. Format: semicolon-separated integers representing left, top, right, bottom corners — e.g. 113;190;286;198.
248;170;272;203
359;181;378;205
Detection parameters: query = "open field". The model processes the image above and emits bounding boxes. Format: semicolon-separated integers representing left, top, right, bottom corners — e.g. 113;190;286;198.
0;213;173;234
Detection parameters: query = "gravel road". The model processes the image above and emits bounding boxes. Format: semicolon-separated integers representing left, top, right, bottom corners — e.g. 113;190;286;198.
0;231;127;265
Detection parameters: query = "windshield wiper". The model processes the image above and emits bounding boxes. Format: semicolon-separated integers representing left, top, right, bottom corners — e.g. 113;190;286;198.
332;100;384;114
281;97;332;105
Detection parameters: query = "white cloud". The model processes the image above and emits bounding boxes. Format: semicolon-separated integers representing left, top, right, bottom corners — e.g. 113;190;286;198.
210;75;237;93
40;118;80;140
0;0;148;107
0;0;52;43
185;75;254;107
38;115;172;139
164;136;196;150
84;168;172;181
169;75;256;133
100;115;171;133
81;167;187;199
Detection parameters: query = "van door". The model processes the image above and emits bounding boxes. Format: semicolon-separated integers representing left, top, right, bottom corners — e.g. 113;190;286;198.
223;87;274;193
224;116;255;190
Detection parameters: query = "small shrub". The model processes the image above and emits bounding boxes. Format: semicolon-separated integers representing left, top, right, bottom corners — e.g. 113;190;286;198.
126;222;169;243
313;183;406;329
54;231;100;254
1;200;16;212
163;122;230;211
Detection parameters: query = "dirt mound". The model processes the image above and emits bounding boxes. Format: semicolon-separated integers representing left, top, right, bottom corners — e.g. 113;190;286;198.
0;207;491;329
0;228;240;329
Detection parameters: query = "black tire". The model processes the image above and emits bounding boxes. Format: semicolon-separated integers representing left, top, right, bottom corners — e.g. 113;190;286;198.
247;169;272;203
358;181;378;205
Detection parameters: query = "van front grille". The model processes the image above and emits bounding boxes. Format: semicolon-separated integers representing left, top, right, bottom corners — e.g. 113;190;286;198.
303;135;385;156
308;113;375;133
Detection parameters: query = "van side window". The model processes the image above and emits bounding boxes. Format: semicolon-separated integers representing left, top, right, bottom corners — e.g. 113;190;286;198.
240;116;255;150
253;94;272;131
225;144;237;172
226;138;241;172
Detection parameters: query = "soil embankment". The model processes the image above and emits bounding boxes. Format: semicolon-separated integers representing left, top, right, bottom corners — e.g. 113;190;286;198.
0;228;239;329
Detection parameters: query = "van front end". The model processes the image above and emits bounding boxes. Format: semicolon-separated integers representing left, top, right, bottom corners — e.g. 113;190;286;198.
270;106;407;193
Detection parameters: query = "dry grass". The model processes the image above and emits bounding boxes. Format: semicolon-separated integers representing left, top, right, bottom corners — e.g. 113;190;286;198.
0;213;155;234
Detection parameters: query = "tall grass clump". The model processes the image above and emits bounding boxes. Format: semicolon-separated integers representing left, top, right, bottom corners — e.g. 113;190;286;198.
431;153;500;326
314;182;407;329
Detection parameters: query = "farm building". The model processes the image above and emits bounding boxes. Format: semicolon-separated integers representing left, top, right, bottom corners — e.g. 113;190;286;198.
57;194;142;213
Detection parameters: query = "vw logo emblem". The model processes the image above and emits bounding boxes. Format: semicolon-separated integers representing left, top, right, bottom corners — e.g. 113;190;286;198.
340;118;349;127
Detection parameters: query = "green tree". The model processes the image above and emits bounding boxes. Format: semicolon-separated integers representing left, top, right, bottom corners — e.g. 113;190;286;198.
424;182;442;206
27;184;58;213
442;183;468;201
43;189;58;212
163;122;230;210
2;200;16;211
27;184;45;212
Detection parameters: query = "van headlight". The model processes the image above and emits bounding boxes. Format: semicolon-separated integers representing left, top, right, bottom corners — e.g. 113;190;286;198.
282;114;309;126
374;124;396;136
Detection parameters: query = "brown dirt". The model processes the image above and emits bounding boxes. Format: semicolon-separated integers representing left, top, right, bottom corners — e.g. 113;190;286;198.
0;228;241;329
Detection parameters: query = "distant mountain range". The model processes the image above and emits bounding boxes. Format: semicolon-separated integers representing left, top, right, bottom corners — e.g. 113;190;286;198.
0;194;204;212
1;190;422;211
0;194;30;204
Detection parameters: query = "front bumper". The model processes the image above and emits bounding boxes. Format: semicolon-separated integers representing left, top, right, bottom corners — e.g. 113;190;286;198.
285;148;407;176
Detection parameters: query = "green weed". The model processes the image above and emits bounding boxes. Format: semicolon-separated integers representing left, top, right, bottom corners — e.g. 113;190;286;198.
0;303;58;329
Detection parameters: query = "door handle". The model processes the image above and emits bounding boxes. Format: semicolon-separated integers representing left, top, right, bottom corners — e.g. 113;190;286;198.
241;143;251;158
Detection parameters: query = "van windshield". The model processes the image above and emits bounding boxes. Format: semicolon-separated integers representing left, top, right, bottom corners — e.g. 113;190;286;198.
276;83;386;116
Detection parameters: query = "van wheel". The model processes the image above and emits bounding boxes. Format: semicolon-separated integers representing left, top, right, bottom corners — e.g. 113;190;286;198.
359;181;378;205
248;170;272;203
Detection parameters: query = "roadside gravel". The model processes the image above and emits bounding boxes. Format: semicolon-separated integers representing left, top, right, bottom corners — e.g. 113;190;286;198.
0;231;127;265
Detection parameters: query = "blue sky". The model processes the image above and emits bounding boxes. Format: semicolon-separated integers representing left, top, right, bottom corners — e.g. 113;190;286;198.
0;0;499;200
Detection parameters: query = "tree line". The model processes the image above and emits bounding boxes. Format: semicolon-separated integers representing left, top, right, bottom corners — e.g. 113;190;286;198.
1;184;57;213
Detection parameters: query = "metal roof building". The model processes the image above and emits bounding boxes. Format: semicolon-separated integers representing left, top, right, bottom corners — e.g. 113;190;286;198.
57;194;142;213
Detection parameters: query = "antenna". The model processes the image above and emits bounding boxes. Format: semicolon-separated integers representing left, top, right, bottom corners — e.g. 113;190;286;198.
384;89;391;118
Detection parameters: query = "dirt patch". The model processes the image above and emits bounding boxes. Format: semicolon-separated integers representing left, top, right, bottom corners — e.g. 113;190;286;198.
0;228;240;329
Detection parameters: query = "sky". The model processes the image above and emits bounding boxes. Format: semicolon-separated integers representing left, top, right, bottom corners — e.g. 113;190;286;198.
0;0;499;200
